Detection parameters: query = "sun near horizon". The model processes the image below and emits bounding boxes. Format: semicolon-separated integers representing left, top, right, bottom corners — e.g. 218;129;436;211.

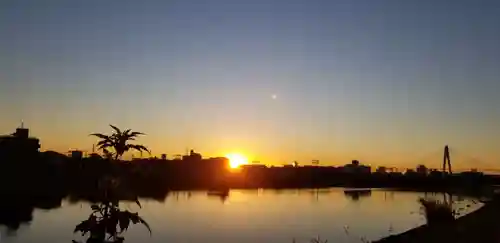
225;153;249;169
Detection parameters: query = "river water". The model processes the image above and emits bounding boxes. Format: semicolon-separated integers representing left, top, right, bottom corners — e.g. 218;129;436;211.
0;188;481;243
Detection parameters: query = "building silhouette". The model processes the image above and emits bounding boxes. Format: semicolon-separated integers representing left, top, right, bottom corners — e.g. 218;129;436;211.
0;125;40;160
376;166;387;174
416;164;428;175
70;150;83;160
183;149;202;161
342;160;371;174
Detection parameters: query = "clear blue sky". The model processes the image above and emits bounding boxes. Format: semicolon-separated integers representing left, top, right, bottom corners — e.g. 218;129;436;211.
1;0;499;168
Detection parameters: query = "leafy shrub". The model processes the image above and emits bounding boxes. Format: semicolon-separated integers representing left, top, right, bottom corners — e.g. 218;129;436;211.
73;200;151;243
419;198;455;225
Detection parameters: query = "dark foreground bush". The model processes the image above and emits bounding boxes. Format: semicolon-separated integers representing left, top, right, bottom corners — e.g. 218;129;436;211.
419;198;455;225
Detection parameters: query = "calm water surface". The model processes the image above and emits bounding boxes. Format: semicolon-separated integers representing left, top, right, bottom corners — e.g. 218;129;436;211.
0;188;481;243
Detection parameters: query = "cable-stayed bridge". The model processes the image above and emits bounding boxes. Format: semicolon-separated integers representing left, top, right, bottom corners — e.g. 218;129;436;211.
411;145;500;174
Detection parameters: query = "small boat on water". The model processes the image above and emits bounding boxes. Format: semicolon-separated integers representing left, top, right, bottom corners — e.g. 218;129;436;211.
207;187;229;197
343;188;372;193
207;190;229;197
343;188;372;201
207;188;230;202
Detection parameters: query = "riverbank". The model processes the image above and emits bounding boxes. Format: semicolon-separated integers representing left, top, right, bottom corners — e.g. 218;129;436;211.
374;198;500;243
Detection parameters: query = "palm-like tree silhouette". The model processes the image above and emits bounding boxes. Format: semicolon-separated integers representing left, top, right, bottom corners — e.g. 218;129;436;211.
90;125;150;160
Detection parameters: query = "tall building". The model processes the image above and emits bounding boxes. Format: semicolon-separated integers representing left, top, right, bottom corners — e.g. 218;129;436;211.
0;125;41;160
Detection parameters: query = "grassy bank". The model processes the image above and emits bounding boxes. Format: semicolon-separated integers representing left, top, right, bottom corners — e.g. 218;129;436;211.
373;198;500;243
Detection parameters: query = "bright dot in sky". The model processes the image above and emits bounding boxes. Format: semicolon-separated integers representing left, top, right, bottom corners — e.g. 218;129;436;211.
271;94;277;99
225;153;249;169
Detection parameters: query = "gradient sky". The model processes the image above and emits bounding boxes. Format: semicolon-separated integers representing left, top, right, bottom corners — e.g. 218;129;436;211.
1;0;500;169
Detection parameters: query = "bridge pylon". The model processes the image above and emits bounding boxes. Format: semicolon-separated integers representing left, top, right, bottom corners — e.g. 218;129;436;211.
443;145;452;174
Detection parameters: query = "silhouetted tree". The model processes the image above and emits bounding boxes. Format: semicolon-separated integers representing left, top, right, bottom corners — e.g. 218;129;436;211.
73;200;150;243
73;177;151;243
90;125;150;160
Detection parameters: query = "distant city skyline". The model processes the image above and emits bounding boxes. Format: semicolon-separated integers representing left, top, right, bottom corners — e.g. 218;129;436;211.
1;0;500;169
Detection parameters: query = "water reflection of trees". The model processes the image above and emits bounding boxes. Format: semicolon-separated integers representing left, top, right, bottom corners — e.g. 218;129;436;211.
0;194;154;242
0;196;62;232
0;202;33;231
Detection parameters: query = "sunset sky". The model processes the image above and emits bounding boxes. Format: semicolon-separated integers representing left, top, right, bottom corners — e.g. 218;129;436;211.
1;0;499;169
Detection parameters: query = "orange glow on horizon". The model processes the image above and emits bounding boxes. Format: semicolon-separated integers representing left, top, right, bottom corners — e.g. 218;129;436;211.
225;153;249;169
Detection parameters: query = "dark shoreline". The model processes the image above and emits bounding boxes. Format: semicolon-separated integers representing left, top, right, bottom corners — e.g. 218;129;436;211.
1;156;498;195
374;198;500;243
